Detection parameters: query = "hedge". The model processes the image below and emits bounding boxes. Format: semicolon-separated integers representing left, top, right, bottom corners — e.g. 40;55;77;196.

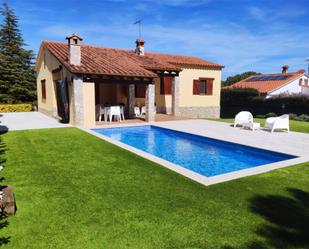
0;104;32;113
221;88;309;118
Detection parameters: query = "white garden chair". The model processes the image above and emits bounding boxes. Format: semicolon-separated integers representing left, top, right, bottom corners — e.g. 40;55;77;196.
109;106;121;122
134;106;141;117
96;104;105;122
234;111;253;127
265;114;289;133
141;106;146;115
120;106;125;121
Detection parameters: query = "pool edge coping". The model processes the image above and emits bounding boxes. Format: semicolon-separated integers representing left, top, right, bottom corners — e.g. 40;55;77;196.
79;126;309;186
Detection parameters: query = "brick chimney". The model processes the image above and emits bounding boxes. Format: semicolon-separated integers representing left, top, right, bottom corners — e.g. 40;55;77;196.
135;39;145;56
66;33;83;66
282;65;289;74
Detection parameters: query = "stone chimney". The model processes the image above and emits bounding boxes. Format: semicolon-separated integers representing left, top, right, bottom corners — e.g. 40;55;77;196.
135;39;145;56
282;65;289;74
66;33;83;66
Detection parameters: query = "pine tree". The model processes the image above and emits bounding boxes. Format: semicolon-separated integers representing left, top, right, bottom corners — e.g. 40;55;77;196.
0;1;36;104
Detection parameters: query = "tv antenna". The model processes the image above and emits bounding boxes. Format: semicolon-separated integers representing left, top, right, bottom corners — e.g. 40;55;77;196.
306;58;309;73
134;19;142;39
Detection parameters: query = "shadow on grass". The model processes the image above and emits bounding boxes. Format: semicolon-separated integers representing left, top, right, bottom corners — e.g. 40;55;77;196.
222;188;309;249
0;135;10;246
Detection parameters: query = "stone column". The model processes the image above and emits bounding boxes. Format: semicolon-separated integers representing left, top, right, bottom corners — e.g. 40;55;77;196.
128;84;135;117
72;75;84;126
145;83;155;122
172;76;180;116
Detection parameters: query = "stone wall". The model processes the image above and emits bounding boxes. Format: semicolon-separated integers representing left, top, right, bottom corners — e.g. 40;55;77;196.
178;106;220;118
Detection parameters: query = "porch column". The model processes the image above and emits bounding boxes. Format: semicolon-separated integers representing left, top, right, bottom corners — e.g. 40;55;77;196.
72;75;84;126
172;76;180;116
145;82;155;122
128;84;135;117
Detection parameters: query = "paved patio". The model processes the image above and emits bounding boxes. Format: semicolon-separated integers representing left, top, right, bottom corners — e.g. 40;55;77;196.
0;112;69;131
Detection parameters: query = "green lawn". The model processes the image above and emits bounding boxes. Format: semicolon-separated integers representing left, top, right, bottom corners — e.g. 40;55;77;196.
209;118;309;134
0;128;308;248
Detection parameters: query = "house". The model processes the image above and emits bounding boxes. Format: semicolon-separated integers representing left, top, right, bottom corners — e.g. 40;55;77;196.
36;34;223;126
224;66;309;98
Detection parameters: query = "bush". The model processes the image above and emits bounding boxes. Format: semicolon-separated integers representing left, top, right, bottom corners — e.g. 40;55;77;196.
294;114;309;122
0;104;32;112
265;113;277;118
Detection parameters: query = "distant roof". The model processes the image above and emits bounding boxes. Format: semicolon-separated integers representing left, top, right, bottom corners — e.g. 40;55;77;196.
223;71;306;94
39;41;223;78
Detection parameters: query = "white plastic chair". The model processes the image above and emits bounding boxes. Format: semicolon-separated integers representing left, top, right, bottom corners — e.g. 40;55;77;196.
234;111;253;127
120;106;125;121
134;106;141;117
265;114;289;133
109;106;121;122
141;106;146;115
96;104;105;122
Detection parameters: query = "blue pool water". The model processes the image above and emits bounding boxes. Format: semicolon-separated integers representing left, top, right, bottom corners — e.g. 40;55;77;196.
93;126;296;177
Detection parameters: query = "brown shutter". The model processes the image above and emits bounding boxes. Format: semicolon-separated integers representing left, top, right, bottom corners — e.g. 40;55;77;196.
206;79;213;95
164;76;172;95
160;76;172;95
160;77;164;94
135;84;146;98
193;79;200;95
41;80;46;100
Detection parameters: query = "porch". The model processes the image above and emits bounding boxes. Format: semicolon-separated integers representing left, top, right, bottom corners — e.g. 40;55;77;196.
73;72;180;126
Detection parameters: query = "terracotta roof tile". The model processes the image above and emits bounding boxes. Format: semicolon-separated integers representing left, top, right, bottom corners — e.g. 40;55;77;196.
146;52;223;69
41;41;222;78
223;72;304;94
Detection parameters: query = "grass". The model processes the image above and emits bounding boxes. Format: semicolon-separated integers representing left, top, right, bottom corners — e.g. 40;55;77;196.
209;118;309;134
0;128;309;248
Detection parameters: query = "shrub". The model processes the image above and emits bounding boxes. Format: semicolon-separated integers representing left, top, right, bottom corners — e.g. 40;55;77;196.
288;113;298;120
0;104;32;112
294;114;309;122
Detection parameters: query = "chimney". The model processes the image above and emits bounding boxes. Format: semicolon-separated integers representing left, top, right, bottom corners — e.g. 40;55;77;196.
282;65;289;74
135;39;145;56
298;69;305;74
66;33;83;66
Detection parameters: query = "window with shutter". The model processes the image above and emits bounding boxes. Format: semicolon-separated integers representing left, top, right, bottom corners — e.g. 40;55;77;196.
135;84;146;98
41;80;46;101
160;76;172;95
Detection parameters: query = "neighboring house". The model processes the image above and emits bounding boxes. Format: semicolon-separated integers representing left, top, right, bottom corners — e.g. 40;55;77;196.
224;65;309;98
36;34;223;126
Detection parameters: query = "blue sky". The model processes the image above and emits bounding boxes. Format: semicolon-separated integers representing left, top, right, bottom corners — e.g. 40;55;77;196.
3;0;309;79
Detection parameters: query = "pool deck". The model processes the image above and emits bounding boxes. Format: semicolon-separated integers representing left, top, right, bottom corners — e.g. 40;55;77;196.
83;119;309;186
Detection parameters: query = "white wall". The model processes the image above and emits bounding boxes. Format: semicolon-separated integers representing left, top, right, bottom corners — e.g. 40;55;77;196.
267;74;309;98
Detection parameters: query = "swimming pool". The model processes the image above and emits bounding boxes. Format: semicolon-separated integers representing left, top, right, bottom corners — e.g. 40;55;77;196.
93;125;296;177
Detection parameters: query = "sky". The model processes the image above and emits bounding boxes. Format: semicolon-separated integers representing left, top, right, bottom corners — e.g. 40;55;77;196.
2;0;309;79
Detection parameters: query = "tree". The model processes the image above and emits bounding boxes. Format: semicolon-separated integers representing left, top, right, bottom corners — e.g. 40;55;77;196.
222;71;260;87
0;1;36;104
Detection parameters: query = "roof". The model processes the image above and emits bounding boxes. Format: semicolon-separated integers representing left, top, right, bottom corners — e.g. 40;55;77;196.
39;41;223;78
223;71;305;94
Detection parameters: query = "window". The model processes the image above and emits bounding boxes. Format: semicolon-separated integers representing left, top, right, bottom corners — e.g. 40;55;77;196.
305;79;309;86
41;80;46;101
299;78;303;86
135;84;146;98
193;78;214;95
160;76;172;95
199;80;206;95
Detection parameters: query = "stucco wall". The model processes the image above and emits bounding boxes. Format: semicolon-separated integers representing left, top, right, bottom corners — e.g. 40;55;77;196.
36;48;73;122
83;82;95;126
178;66;221;107
268;74;309;97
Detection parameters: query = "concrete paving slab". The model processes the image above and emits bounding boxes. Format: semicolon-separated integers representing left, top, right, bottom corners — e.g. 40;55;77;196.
0;112;70;131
